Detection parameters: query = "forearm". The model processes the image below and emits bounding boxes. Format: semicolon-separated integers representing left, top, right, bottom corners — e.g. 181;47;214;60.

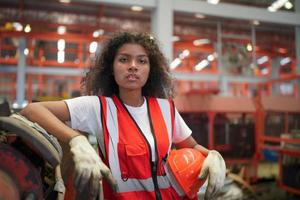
20;102;79;143
193;144;209;156
175;135;209;156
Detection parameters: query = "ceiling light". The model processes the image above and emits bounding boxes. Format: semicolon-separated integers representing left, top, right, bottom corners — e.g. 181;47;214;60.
207;0;220;5
252;20;260;26
93;29;104;38
193;39;210;46
195;59;209;71
93;31;100;38
131;6;143;12
195;13;205;19
257;56;268;65
57;39;65;51
246;43;252;52
207;54;215;61
13;22;23;31
57;26;66;35
24;48;29;56
280;57;291;65
59;0;71;3
284;1;293;9
179;49;190;59
182;49;190;57
57;51;65;63
89;41;98;54
268;0;288;12
24;24;31;33
170;58;182;70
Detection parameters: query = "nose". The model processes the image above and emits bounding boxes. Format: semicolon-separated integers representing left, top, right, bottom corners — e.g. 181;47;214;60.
128;60;138;72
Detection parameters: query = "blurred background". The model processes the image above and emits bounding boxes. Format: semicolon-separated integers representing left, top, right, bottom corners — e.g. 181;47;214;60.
0;0;299;199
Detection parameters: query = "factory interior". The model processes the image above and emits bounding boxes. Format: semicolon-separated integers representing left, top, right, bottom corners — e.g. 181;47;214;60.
0;0;300;199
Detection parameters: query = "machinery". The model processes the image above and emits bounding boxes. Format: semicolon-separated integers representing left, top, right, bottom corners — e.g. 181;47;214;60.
0;113;64;200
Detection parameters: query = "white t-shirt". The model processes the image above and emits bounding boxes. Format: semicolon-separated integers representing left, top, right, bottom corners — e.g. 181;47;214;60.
65;96;192;161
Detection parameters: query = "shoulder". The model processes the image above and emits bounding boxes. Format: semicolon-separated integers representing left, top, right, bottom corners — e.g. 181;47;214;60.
64;95;100;106
148;97;174;112
98;96;114;105
154;97;174;107
148;97;172;103
66;95;99;101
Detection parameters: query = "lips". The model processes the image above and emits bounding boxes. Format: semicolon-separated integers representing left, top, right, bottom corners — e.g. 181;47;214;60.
126;74;139;81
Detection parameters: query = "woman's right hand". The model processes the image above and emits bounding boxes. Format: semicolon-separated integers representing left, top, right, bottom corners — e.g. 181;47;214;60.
69;135;118;198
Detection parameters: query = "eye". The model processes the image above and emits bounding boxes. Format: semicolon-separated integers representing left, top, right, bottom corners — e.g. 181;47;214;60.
119;57;128;63
139;58;148;64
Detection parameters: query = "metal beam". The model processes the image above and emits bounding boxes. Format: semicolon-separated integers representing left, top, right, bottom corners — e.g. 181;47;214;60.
225;75;267;83
16;38;26;107
172;72;267;83
295;0;300;96
173;0;300;26
26;67;86;76
151;0;173;61
1;66;267;83
173;72;219;81
0;66;85;76
72;0;156;9
77;0;300;26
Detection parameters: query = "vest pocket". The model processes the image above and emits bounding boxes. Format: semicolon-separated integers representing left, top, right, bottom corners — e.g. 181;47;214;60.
118;143;149;179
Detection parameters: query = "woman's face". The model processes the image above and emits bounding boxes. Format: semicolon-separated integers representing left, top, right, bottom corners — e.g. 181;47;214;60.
113;43;150;94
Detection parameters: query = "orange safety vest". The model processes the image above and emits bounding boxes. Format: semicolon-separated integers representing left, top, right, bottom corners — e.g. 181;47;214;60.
98;95;184;200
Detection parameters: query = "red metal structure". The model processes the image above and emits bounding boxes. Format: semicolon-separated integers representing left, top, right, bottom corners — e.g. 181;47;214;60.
256;95;300;195
174;94;258;182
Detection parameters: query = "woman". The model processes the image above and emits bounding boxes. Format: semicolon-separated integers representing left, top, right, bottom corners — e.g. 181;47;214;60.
21;32;225;199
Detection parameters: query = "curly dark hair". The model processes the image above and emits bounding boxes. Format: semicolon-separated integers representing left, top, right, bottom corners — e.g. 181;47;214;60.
82;31;174;98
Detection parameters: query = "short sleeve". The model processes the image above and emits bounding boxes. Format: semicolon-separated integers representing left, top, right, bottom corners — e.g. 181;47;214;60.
64;96;102;137
172;108;192;143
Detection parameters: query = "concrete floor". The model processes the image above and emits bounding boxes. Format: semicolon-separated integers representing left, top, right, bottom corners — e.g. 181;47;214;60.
253;181;299;200
213;177;300;200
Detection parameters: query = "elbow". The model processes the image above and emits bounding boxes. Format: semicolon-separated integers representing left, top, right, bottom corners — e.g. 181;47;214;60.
20;103;39;118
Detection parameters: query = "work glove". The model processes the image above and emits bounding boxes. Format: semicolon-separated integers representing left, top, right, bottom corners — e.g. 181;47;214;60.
69;135;117;198
198;150;226;199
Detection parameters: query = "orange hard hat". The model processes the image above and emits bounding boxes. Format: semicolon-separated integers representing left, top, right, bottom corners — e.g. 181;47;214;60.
165;148;207;199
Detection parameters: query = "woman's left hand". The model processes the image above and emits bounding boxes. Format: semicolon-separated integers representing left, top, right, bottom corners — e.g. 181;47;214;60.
198;150;226;199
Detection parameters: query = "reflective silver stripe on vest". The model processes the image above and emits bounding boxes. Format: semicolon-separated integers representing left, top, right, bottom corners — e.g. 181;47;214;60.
105;97;122;181
116;175;172;193
157;98;173;151
104;97;174;193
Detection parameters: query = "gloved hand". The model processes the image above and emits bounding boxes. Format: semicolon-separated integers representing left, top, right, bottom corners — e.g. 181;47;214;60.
198;150;226;199
69;135;117;198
